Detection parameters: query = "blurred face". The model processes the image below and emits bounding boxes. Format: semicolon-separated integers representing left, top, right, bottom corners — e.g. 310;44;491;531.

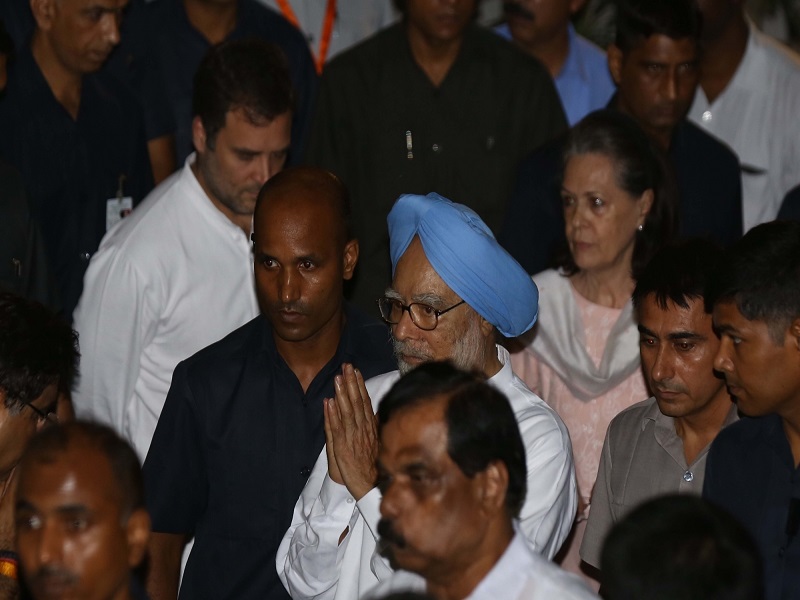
712;301;800;418
696;0;739;42
505;0;582;50
638;295;728;419
405;0;476;46
0;384;56;481
35;0;128;75
610;35;699;141
387;238;487;375
562;153;652;275
252;189;357;346
193;108;292;225
15;444;149;600
377;398;486;579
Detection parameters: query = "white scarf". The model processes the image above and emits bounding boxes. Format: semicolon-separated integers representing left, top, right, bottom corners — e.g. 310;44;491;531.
519;269;641;401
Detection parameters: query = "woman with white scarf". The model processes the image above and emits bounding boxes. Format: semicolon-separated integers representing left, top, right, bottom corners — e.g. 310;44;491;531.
510;110;679;586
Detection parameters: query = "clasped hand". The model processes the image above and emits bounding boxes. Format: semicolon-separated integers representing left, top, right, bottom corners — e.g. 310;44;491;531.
324;363;378;501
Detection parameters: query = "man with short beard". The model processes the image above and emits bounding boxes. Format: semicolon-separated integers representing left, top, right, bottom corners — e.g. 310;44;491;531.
73;38;293;461
278;192;577;600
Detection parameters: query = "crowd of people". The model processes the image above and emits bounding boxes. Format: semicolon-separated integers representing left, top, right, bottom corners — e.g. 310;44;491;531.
1;0;800;599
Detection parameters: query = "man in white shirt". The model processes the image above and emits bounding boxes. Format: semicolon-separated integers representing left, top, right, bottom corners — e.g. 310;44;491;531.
368;362;597;600
277;192;577;600
688;0;800;230
72;38;293;460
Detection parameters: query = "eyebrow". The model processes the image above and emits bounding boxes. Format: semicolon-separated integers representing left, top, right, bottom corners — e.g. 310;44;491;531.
384;288;448;308
638;325;704;341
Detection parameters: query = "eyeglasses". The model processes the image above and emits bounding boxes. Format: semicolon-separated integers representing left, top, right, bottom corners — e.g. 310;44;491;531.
23;402;59;426
377;297;466;331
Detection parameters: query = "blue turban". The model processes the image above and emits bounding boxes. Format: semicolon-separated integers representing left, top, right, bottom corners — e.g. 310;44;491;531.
387;193;538;337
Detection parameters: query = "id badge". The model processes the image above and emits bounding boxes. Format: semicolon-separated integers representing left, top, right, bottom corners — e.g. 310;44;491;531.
106;196;133;231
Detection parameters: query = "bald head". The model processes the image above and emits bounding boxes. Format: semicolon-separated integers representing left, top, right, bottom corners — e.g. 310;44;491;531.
255;167;352;246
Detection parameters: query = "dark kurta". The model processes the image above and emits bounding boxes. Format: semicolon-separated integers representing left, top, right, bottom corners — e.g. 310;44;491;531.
704;414;800;600
307;23;567;311
0;46;153;318
119;0;317;164
143;305;395;600
499;114;743;276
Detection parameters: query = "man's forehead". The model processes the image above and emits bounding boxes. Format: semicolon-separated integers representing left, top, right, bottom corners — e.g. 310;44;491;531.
392;239;456;300
631;34;698;61
381;399;449;456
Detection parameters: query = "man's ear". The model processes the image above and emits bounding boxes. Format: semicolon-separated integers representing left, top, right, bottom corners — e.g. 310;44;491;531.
191;116;208;155
475;461;509;516
789;318;800;351
342;239;359;281
126;509;152;568
30;0;57;31
607;43;624;86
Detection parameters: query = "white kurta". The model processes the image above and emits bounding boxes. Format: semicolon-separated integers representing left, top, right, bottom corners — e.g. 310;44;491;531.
277;345;577;600
72;155;258;460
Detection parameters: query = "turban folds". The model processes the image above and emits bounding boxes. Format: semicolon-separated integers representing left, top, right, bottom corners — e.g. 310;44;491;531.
387;193;538;337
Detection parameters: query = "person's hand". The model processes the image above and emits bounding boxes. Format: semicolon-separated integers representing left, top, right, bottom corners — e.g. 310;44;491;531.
323;364;378;500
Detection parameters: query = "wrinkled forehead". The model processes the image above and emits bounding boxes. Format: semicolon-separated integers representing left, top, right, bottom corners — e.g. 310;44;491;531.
391;238;457;302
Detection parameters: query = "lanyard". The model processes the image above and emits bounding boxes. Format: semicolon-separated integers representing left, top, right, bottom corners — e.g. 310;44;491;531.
275;0;337;74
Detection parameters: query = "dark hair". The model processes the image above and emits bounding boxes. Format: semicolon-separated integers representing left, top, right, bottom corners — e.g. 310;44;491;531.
633;238;724;313
0;18;13;57
557;110;679;279
705;220;800;343
193;37;294;148
0;293;78;413
615;0;702;53
254;166;353;242
20;421;145;518
601;495;764;600
377;362;527;517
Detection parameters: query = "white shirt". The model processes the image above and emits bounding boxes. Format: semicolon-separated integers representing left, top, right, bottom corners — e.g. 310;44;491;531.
367;532;598;600
688;21;800;230
72;155;259;460
257;0;398;61
277;345;577;600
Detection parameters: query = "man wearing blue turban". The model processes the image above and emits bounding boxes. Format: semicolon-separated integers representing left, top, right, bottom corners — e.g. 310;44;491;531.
278;193;578;600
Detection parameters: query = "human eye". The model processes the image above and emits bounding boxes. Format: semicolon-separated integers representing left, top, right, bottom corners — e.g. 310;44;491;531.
639;335;656;347
561;193;576;209
63;512;91;532
675;341;696;352
84;7;104;22
590;197;606;212
15;512;41;531
258;254;278;269
645;63;664;74
299;259;315;270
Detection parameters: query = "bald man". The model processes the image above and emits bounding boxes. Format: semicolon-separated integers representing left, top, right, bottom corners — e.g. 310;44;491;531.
278;192;576;600
143;167;395;600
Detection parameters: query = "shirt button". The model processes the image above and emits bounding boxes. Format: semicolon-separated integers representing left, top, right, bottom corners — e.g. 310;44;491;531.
300;467;311;478
346;498;354;504
702;110;712;122
432;143;441;153
683;470;694;482
79;252;91;262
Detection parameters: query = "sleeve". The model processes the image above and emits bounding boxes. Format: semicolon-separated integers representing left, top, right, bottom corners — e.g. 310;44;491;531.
143;361;208;533
276;446;363;599
580;426;614;568
516;404;578;560
71;246;162;455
